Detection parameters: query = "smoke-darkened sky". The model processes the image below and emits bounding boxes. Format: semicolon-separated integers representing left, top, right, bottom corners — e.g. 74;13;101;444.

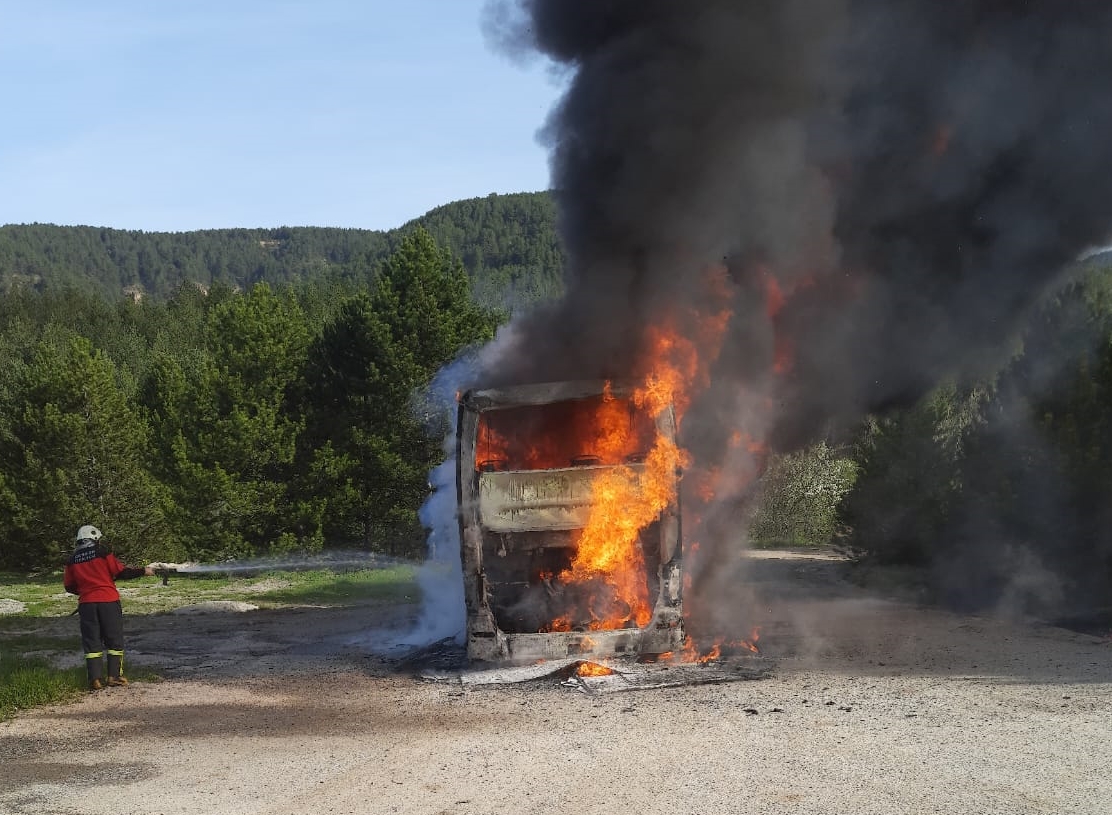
484;0;1112;457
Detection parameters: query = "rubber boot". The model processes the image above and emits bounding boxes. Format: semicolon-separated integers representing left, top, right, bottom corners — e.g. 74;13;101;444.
106;651;128;686
86;654;104;690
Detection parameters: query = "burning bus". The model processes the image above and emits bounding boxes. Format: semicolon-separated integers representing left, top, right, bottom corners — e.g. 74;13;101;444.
455;379;686;664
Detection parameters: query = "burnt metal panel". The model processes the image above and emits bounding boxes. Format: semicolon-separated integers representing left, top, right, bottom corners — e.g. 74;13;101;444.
478;464;646;533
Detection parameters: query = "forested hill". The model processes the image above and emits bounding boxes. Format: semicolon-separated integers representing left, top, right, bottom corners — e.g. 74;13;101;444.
0;191;563;307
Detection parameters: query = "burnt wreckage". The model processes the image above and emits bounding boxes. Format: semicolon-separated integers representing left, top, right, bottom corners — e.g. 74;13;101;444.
456;380;685;664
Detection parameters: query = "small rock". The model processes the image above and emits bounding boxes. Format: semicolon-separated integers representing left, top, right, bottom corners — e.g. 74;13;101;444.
0;598;26;615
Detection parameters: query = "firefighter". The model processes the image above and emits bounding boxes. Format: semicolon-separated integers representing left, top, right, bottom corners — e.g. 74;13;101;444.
63;525;154;690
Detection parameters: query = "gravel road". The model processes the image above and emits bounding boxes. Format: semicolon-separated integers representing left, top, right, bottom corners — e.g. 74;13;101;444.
2;551;1110;815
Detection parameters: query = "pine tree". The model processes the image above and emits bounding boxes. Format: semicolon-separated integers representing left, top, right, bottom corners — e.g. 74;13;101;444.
303;229;499;553
0;334;168;570
139;283;314;559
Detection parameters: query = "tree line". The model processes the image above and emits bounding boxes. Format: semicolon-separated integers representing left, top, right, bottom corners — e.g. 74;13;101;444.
0;192;564;310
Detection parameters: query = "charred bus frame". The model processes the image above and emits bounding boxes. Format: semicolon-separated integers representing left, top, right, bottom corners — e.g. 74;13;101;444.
456;380;685;664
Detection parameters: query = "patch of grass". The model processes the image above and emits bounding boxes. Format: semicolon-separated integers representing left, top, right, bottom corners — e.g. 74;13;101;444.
0;649;85;720
0;565;420;617
252;566;419;607
0;570;80;617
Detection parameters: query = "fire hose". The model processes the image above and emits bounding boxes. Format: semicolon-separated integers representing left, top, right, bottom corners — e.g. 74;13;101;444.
147;562;192;586
154;567;176;586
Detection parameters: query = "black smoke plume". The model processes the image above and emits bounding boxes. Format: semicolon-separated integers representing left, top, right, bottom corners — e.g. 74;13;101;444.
479;1;1112;623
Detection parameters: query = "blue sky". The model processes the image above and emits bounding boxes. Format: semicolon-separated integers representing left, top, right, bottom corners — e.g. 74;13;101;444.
0;1;565;233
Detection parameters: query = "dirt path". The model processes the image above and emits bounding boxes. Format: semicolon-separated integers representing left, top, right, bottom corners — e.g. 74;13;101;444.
2;551;1111;815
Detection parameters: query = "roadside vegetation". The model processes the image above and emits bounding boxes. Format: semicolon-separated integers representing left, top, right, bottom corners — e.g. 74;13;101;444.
0;565;420;720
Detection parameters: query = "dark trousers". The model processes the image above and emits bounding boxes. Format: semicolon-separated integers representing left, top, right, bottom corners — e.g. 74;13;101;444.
78;601;125;682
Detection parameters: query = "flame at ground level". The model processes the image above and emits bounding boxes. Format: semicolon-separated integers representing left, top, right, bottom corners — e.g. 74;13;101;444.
646;628;762;664
576;661;616;677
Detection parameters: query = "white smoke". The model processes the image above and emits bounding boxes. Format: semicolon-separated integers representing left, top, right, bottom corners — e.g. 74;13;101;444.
401;323;530;649
410;455;466;644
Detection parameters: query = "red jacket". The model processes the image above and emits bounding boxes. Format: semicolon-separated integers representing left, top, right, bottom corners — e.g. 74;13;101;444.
64;541;145;604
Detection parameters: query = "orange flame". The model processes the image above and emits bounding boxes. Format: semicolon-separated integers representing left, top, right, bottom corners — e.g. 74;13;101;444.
476;392;656;472
644;625;763;664
744;626;762;653
535;266;774;641
698;644;721;664
576;662;616;677
542;303;728;632
543;617;572;633
558;430;690;629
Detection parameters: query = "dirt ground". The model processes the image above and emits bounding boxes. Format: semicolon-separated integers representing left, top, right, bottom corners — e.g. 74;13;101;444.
2;550;1111;815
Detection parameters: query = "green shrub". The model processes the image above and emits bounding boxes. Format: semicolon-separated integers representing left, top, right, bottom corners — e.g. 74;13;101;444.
748;442;858;547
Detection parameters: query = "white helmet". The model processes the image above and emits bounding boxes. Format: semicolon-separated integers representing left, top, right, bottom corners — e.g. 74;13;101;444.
75;525;102;542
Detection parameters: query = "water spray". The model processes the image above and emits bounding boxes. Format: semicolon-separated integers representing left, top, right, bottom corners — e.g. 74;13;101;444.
146;551;418;584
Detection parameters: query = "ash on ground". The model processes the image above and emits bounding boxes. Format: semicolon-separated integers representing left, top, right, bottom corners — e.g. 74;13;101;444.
403;642;772;694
